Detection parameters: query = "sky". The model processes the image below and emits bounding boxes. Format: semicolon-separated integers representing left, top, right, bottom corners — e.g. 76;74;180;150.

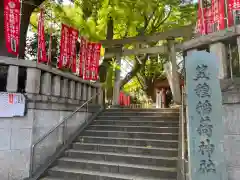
62;0;71;4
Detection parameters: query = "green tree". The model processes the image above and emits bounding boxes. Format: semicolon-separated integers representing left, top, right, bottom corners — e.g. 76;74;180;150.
24;0;197;101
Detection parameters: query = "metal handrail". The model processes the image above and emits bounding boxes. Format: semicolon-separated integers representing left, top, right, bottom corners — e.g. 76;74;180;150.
177;85;187;180
30;92;100;175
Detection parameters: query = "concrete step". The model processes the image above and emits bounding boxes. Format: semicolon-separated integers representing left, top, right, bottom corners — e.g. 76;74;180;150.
92;120;179;127
72;142;178;157
56;157;177;179
106;108;179;113
65;149;177;167
77;136;178;148
39;108;180;180
87;125;178;133
81;130;178;140
96;116;178;121
101;112;179;117
46;167;173;180
40;178;63;180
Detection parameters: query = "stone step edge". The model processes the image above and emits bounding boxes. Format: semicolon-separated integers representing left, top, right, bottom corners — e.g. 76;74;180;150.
78;136;179;143
48;167;173;180
102;112;179;114
72;142;178;151
65;149;178;160
58;157;178;172
89;125;179;129
83;130;179;135
40;177;63;180
106;108;179;110
93;120;179;123
97;115;179;117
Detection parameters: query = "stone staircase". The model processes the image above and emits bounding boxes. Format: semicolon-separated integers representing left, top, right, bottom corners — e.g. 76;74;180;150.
40;108;179;180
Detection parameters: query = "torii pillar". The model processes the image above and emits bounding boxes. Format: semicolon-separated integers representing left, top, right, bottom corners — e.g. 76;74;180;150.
166;38;181;104
112;47;122;105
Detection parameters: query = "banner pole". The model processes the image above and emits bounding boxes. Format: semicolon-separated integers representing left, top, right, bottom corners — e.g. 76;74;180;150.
36;8;40;64
199;0;206;35
47;0;53;66
224;0;229;27
37;4;44;65
17;0;23;60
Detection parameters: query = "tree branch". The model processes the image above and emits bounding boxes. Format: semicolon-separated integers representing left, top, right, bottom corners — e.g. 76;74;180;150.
136;73;146;90
143;0;161;33
147;0;161;22
123;19;130;37
30;22;38;30
154;6;172;30
143;14;148;30
120;54;148;88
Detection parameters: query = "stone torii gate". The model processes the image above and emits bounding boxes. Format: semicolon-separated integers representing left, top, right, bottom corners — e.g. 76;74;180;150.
100;25;194;105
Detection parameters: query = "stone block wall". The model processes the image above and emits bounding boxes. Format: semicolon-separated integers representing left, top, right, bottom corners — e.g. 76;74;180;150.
222;82;240;180
0;57;103;180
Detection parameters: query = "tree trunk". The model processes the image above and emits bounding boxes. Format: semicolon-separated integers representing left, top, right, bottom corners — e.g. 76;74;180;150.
99;17;114;82
0;0;44;58
145;79;155;101
103;16;114;57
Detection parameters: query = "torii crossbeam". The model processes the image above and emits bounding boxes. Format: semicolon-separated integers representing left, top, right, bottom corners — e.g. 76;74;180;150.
101;25;195;105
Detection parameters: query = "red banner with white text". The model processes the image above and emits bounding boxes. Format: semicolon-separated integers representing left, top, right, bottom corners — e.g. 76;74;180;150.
79;37;87;77
203;7;213;34
228;0;234;27
211;0;225;30
197;3;213;34
84;42;93;80
58;24;71;69
197;0;226;35
228;0;240;27
69;27;79;73
91;43;101;80
37;9;47;63
4;0;20;55
197;5;204;34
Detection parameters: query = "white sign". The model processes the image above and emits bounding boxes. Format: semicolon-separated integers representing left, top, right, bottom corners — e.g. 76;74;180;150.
0;92;26;117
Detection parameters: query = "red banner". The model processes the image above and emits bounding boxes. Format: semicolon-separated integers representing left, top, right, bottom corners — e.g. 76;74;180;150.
79;37;87;77
4;0;21;55
69;28;79;73
91;43;101;80
218;0;225;29
84;42;93;80
119;92;124;106
197;6;204;34
58;24;71;69
211;0;225;30
197;0;226;35
233;0;240;8
123;94;128;106
203;7;213;34
228;0;234;26
197;3;212;35
228;0;240;27
118;92;130;106
37;9;47;63
127;96;130;106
